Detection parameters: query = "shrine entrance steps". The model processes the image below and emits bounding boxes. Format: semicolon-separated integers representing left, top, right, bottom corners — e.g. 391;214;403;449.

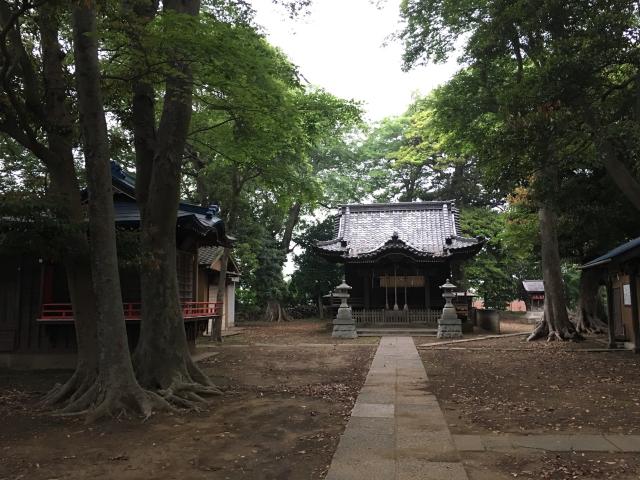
325;336;468;480
356;327;437;337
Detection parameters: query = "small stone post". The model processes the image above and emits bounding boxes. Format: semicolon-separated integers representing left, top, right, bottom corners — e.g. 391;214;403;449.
437;279;463;338
332;279;357;339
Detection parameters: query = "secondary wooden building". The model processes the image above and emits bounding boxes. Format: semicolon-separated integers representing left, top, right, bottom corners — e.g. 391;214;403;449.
582;236;640;352
0;162;232;368
316;202;483;327
197;246;240;332
521;280;545;312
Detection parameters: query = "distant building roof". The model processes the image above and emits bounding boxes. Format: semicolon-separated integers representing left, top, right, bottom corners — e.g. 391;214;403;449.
522;280;544;293
582;236;640;269
315;201;483;263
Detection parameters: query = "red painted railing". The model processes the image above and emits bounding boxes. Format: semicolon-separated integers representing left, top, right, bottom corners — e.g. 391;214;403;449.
38;301;222;322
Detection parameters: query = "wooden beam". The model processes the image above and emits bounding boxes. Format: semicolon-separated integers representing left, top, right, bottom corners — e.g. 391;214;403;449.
630;265;640;354
363;272;370;309
606;277;616;349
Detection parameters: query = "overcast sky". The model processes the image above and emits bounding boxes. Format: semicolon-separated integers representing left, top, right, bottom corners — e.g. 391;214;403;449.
251;0;461;122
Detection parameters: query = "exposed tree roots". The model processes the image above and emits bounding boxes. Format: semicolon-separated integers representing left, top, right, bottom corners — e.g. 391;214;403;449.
573;269;608;334
53;383;175;423
263;301;292;322
40;367;97;409
42;356;221;422
574;312;608;334
134;354;222;413
527;316;585;342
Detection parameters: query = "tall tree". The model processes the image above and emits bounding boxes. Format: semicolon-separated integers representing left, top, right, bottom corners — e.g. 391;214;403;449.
0;0;100;408
399;0;640;339
71;0;162;418
115;0;224;402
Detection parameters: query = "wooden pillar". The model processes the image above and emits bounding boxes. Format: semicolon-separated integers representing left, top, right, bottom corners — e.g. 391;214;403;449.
393;264;399;310
384;276;389;310
630;266;640;354
363;272;370;309
606;277;616;349
404;284;408;310
424;275;430;309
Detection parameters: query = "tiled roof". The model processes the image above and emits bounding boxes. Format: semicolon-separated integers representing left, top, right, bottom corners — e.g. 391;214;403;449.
522;280;544;293
316;201;483;262
582;236;640;269
110;162;233;247
198;246;240;274
198;246;224;266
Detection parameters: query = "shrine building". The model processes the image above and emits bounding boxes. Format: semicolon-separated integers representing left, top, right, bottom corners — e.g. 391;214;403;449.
315;201;483;327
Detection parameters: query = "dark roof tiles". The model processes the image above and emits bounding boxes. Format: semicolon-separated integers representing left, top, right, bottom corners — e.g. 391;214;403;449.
582;236;640;269
522;280;544;293
316;201;482;261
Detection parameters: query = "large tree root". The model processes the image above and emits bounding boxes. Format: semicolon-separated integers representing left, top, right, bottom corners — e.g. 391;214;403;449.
134;354;222;412
263;301;292;322
574;312;608;334
159;381;222;410
50;380;176;423
40;367;97;409
527;317;584;342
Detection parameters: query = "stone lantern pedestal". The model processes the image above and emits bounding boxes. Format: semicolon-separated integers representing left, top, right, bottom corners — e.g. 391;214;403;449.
437;279;463;339
332;279;357;339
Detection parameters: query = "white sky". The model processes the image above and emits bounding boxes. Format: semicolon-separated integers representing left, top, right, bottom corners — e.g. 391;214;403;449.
251;0;461;122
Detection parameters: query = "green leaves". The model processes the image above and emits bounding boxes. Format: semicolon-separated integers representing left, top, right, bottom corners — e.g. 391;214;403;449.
461;206;540;310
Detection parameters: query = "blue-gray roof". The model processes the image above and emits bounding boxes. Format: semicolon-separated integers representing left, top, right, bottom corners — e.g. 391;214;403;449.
316;201;483;262
582;236;640;269
110;162;232;246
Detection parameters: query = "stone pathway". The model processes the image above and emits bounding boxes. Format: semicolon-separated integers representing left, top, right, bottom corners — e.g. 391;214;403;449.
453;434;640;452
325;336;468;480
325;336;640;479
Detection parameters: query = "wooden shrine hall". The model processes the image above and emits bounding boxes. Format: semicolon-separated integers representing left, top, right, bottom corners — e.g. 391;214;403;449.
315;202;483;327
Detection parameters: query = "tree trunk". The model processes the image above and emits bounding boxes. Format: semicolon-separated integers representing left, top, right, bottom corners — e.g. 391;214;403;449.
583;106;640;212
263;301;292;322
41;166;99;408
281;201;301;253
0;3;102;409
70;0;163;420
130;0;221;405
574;268;608;333
527;205;580;341
600;149;640;212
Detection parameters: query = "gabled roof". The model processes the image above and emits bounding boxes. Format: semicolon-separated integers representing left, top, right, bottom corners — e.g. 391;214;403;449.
522;280;544;293
315;201;483;263
582;236;640;269
198;246;240;274
110;162;233;247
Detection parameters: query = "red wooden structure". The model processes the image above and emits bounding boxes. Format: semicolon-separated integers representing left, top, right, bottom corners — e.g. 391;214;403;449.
38;301;222;323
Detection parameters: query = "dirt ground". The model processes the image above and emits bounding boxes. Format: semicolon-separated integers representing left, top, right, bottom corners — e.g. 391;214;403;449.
417;332;640;479
216;320;379;345
0;328;376;480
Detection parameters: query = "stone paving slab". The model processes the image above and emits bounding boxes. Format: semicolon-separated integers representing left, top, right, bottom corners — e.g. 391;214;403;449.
351;402;395;418
452;434;640;452
604;435;640;452
325;336;469;480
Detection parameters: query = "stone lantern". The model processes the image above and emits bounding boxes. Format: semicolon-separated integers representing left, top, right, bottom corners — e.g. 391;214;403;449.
331;279;357;339
437;279;462;338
